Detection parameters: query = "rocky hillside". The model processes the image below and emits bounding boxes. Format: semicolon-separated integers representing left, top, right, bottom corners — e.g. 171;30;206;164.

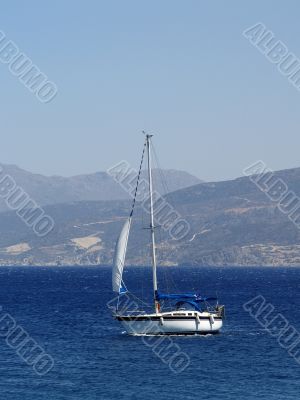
0;166;300;266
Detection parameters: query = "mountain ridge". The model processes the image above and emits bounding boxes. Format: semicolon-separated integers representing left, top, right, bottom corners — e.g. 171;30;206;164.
0;164;300;266
0;163;202;212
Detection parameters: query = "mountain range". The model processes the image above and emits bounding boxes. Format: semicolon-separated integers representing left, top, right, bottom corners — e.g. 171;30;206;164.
0;163;202;212
0;164;300;266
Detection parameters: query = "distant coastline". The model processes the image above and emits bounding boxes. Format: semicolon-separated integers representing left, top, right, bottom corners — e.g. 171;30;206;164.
0;165;300;268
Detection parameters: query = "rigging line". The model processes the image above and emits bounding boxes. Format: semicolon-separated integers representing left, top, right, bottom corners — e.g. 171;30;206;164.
129;138;147;218
151;141;180;294
119;139;146;301
151;141;172;198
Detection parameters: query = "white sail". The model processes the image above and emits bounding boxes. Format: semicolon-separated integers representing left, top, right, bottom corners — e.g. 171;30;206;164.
112;218;131;293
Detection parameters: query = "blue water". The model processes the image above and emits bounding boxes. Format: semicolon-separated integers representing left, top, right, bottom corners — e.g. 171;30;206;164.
0;266;299;399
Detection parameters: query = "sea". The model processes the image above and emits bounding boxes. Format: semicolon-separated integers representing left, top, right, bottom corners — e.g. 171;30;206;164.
0;266;299;400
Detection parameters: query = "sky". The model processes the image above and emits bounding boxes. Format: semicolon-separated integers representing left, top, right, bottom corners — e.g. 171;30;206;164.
1;0;300;182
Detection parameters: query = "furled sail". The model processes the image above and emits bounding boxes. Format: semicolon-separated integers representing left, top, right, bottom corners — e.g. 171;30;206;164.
112;218;131;293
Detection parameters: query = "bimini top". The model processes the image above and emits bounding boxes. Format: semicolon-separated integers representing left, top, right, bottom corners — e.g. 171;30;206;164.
155;291;217;302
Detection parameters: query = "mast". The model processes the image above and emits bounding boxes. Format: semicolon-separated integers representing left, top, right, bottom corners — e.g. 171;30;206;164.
146;134;159;314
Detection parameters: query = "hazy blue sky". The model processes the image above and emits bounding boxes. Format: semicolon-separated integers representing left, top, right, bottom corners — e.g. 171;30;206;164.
1;0;300;181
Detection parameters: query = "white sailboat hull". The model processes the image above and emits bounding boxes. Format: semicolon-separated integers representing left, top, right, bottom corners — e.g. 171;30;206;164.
117;312;223;335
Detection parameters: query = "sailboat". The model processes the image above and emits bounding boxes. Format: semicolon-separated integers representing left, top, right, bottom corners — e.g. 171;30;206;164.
111;134;225;335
